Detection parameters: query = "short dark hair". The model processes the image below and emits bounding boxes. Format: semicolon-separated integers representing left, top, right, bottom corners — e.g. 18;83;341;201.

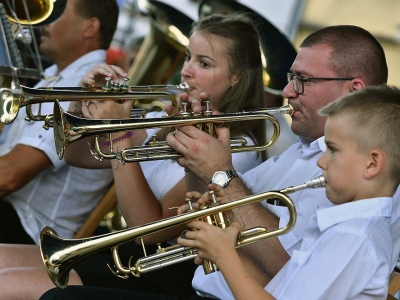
301;25;388;86
74;0;119;49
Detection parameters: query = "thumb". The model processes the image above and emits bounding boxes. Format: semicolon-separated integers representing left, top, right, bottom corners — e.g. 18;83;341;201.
216;127;231;145
228;221;242;235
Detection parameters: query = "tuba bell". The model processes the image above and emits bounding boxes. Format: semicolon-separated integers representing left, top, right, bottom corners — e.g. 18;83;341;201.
40;176;326;288
126;0;193;86
0;0;67;128
0;0;66;26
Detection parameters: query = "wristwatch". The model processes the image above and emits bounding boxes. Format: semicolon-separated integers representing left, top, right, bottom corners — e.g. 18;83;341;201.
210;170;238;188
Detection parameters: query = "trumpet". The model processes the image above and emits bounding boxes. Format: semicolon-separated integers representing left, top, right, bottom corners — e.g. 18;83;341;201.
40;176;326;288
0;82;188;125
53;98;293;160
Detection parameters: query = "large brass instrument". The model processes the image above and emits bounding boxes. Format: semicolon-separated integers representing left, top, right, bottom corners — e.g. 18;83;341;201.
40;176;326;289
53;98;293;160
0;0;67;81
0;82;187;125
1;0;66;26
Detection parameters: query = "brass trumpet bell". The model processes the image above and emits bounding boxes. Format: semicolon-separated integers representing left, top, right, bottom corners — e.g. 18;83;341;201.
40;176;326;288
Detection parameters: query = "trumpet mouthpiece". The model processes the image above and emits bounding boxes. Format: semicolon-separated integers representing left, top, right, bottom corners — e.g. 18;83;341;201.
280;175;326;194
178;82;189;92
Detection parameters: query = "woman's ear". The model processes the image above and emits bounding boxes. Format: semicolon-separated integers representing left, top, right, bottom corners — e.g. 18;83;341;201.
231;73;242;87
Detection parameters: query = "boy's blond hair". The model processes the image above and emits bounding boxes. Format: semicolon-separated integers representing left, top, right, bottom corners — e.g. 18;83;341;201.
319;84;400;184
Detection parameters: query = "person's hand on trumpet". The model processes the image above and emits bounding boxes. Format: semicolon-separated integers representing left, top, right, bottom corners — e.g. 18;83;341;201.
178;219;242;266
166;91;234;183
177;183;241;266
79;63;128;89
166;125;233;184
177;183;235;220
68;64;132;119
165;91;210;116
82;98;133;120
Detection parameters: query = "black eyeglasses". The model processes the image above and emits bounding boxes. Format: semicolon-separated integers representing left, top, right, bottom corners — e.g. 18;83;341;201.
287;72;355;94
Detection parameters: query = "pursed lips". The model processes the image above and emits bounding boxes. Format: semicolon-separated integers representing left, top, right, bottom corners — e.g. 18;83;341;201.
288;99;301;116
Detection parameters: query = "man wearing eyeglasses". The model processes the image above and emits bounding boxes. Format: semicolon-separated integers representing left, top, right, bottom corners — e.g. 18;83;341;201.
166;24;399;299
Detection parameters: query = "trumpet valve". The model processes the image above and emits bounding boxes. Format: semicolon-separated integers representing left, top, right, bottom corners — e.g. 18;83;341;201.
156;243;165;254
203;100;212;114
102;77;112;92
120;78;130;92
208;190;219;206
112;83;121;92
185;197;196;213
180;102;191;117
149;135;159;147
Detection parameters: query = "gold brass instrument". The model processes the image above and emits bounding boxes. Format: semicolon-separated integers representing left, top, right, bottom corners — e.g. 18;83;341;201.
0;82;188;125
1;0;66;26
53;98;293;160
126;0;192;86
0;0;67;82
40;175;326;288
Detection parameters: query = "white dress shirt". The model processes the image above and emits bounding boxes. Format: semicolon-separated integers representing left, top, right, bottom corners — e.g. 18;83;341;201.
266;197;392;300
0;50;114;243
193;137;329;299
390;187;400;267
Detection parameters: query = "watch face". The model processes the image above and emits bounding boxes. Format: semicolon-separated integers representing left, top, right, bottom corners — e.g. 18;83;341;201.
212;172;228;187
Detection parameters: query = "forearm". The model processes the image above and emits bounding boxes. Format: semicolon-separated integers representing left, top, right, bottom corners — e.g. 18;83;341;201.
112;160;159;227
0;145;51;197
217;249;274;300
115;164;189;243
234;202;289;277
112;136;188;243
64;136;112;169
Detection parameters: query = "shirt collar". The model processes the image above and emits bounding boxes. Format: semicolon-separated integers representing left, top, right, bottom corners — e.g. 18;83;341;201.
316;197;393;231
300;136;326;156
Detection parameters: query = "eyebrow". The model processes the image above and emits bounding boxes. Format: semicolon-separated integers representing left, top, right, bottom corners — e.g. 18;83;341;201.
197;54;215;62
289;70;313;77
325;140;339;148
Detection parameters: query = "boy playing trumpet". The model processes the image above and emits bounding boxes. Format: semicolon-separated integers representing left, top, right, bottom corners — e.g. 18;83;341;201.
178;84;400;299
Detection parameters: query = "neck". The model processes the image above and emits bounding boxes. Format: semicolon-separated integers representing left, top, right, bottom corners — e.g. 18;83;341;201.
53;45;100;74
355;178;397;200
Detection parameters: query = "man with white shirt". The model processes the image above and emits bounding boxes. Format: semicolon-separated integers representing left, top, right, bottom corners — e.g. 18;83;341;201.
0;0;118;244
